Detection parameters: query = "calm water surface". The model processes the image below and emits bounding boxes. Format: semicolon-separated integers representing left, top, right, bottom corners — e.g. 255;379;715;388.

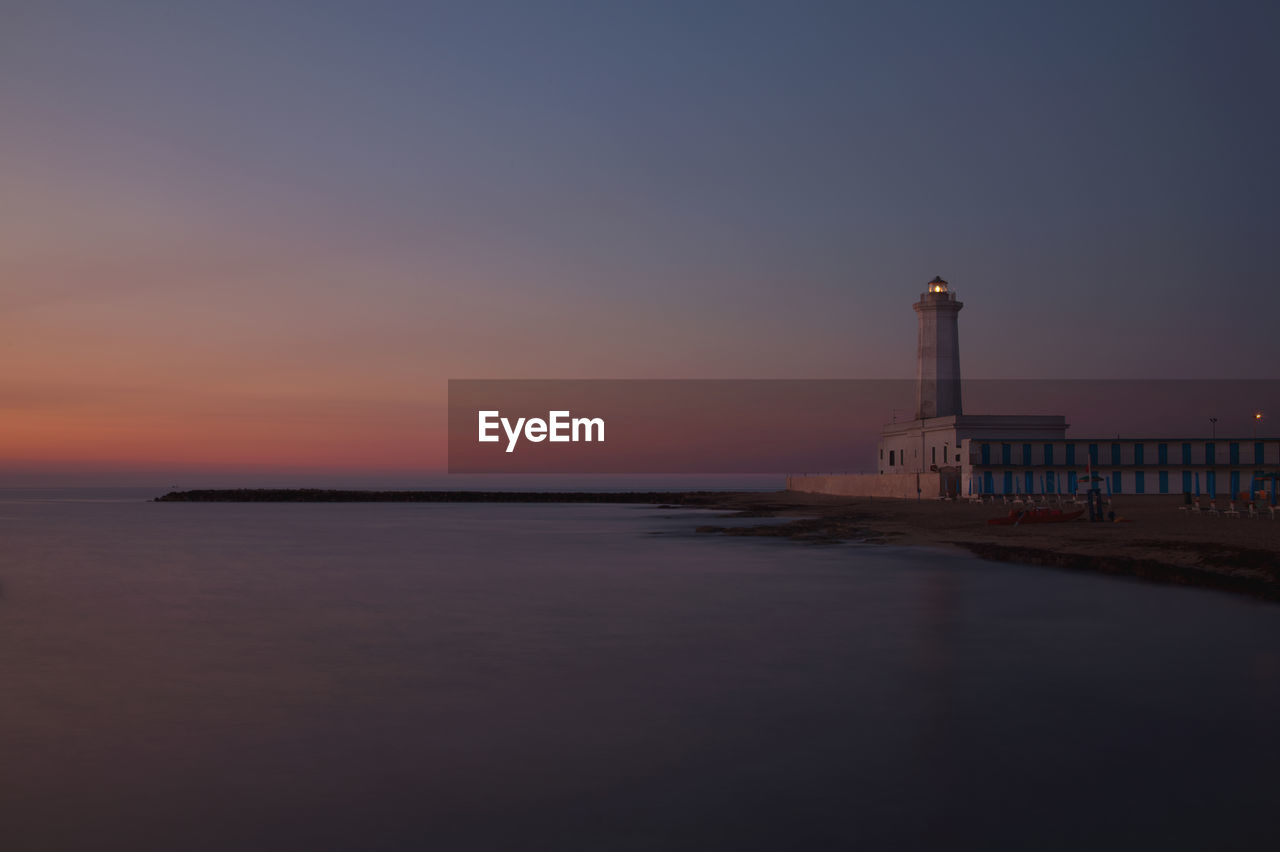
1;490;1276;850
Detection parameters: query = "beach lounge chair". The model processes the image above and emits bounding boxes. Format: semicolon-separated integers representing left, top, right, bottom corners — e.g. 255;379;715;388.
1207;501;1219;517
1247;503;1258;519
1190;499;1202;515
1224;502;1240;518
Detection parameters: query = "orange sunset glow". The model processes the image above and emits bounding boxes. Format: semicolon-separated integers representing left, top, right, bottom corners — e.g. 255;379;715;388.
3;0;1276;481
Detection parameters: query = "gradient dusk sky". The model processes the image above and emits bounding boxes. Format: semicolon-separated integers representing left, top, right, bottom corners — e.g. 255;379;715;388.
3;1;1278;477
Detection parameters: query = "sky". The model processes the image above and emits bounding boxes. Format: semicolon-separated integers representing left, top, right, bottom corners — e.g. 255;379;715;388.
2;0;1278;478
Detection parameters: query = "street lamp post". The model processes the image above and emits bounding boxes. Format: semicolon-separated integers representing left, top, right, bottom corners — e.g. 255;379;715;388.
1208;418;1219;499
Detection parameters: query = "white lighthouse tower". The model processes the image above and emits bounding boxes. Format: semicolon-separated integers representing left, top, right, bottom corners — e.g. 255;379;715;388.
790;274;1072;497
913;275;963;420
877;275;1063;485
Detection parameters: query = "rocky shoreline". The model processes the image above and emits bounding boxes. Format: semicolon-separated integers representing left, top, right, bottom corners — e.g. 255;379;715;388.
155;489;1280;602
154;488;732;505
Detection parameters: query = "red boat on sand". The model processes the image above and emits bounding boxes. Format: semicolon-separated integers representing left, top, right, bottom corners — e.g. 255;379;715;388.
987;507;1084;526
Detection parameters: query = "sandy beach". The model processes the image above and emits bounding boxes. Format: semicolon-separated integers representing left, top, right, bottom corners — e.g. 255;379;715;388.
691;492;1280;601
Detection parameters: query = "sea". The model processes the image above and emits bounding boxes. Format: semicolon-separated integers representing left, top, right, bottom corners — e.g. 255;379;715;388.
1;486;1277;851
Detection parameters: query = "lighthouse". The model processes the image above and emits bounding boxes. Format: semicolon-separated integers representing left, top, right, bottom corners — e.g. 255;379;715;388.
789;267;1259;500
791;274;1073;496
914;276;963;420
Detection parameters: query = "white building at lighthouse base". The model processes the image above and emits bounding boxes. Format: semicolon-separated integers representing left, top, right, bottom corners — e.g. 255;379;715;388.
788;277;1280;501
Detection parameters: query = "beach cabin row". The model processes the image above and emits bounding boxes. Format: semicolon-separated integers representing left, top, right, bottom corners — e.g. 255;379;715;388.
962;438;1280;498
